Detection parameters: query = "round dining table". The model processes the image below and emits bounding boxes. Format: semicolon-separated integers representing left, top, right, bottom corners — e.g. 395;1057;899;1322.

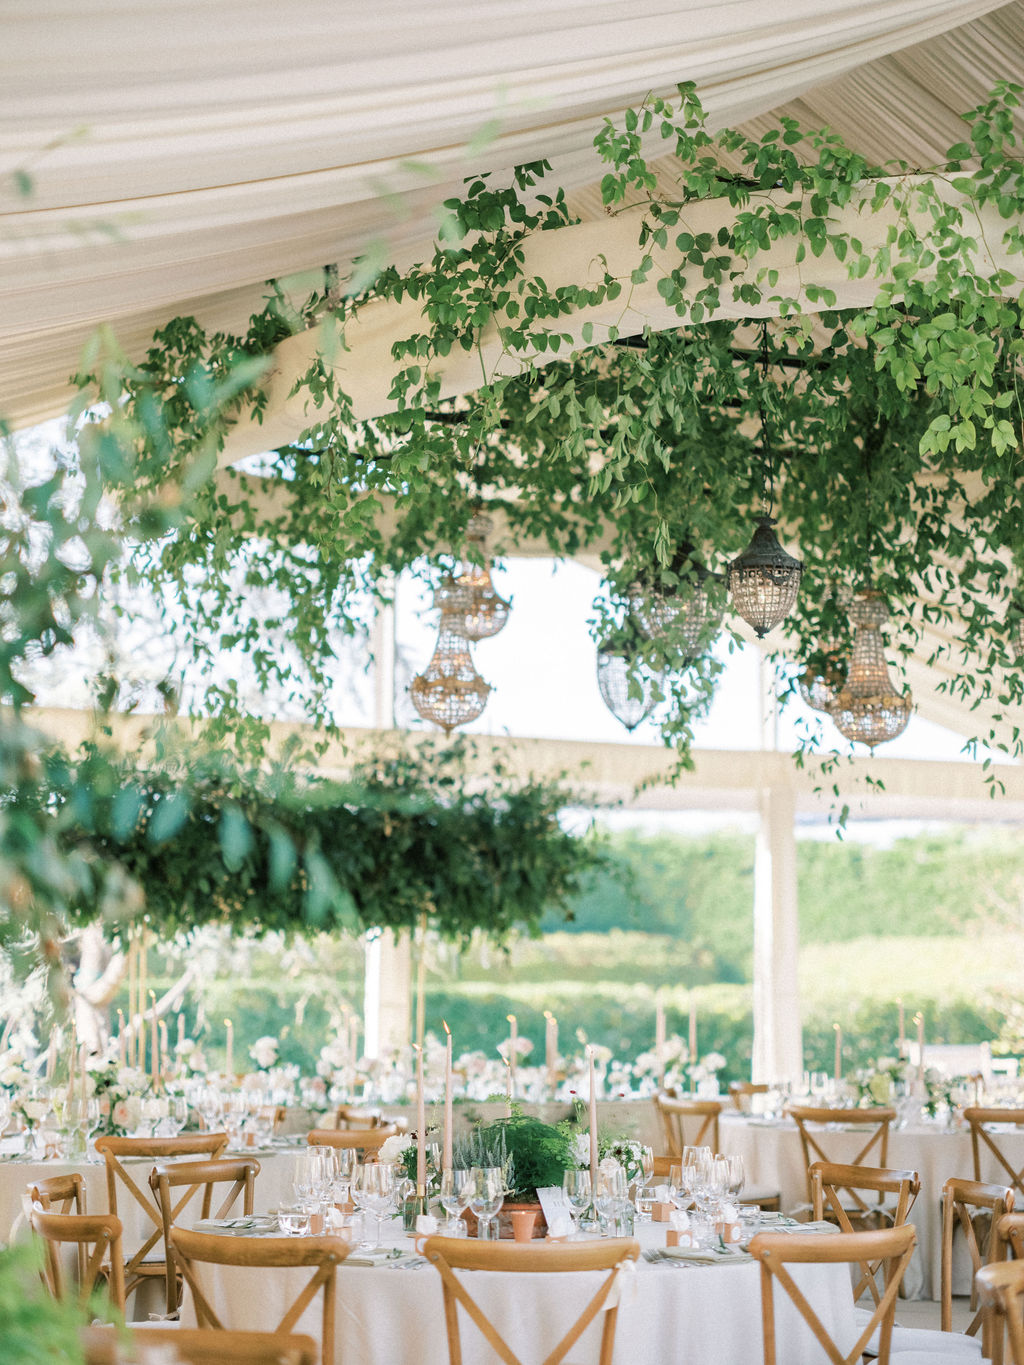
178;1217;857;1365
718;1112;1024;1299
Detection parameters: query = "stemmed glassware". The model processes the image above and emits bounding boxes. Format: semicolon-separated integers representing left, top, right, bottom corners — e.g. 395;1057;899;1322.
439;1169;474;1235
468;1167;504;1241
562;1169;591;1236
357;1161;396;1248
595;1166;628;1236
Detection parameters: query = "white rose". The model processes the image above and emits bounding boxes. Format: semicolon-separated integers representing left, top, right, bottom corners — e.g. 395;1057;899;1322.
250;1036;279;1070
378;1135;408;1164
23;1100;50;1121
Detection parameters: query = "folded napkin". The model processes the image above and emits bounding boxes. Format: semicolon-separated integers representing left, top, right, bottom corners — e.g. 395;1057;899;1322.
191;1216;279;1236
343;1247;401;1267
661;1245;752;1265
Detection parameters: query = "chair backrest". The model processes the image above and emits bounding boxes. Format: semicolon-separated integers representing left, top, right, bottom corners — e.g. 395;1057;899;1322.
999;1213;1024;1262
787;1107;895;1205
654;1096;721;1157
422;1235;640;1365
750;1225;917;1365
94;1133;228;1292
978;1259;1024;1365
170;1227;350;1365
82;1325;319;1365
966;1109;1024;1199
729;1081;770;1112
811;1162;921;1303
305;1127;397;1156
27;1204;126;1315
331;1106;386;1129
941;1176;1015;1350
150;1157;260;1313
29;1172;87;1215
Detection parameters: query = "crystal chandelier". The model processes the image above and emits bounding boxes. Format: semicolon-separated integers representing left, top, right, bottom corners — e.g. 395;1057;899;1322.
628;549;725;667
596;633;663;732
728;515;804;639
798;646;848;714
443;512;511;641
828;590;912;751
409;584;491;735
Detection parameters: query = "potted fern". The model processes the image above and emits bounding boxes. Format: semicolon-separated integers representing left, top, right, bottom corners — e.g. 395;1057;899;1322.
456;1110;574;1239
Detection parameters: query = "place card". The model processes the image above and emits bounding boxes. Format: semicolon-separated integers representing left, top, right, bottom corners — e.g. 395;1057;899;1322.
536;1186;571;1230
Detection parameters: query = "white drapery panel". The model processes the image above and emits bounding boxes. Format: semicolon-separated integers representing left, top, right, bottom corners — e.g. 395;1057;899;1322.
0;0;1015;428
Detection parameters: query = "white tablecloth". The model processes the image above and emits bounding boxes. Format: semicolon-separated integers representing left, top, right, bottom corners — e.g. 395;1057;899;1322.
180;1220;856;1365
719;1114;1024;1299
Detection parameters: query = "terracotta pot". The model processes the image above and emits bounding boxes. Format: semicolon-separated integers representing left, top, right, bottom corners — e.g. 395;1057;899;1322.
464;1200;548;1240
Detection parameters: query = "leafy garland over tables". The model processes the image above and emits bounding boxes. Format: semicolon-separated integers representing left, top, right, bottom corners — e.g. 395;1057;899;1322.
51;738;605;943
66;79;1024;772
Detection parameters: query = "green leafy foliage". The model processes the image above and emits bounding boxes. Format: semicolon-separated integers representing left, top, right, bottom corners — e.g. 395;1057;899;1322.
474;1113;573;1199
0;1243;92;1364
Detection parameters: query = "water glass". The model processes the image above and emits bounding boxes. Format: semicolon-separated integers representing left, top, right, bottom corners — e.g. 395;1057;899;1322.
278;1204;310;1236
468;1167;504;1240
595;1166;627;1236
561;1169;591;1234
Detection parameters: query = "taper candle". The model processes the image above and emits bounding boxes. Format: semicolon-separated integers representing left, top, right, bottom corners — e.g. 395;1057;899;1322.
655;995;666;1086
442;1020;453;1171
897;999;906;1058
224;1018;234;1079
150;991;158;1084
79;1043;87;1115
415;1043;426;1192
587;1046;598;1190
127;938;138;1068
138;939;148;1071
833;1023;842;1082
159;1020;169;1075
916;1012;925;1076
506;1014;518;1097
544;1011;558;1092
504;1056;513;1117
688;997;697;1076
117;1010;126;1066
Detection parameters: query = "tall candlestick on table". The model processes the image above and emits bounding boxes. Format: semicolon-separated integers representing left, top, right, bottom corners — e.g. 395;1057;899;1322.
897;999;906;1058
655;996;666;1087
224;1018;234;1080
138;938;148;1073
150;991;159;1084
506;1014;518;1097
442;1020;453;1172
159;1020;169;1075
833;1023;842;1082
915;1012;926;1078
544;1011;558;1094
688;997;697;1079
587;1046;598;1192
503;1057;513;1117
128;938;138;1068
415;1043;426;1194
117;1010;126;1066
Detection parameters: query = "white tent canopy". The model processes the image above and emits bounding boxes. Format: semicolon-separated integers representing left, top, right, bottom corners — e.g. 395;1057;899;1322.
2;0;1021;427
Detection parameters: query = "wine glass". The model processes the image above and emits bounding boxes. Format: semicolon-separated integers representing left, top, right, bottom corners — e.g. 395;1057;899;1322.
332;1147;357;1210
595;1166;627;1236
165;1096;189;1136
562;1169;591;1235
357;1161;396;1247
439;1169;471;1234
293;1151;317;1207
468;1167;504;1241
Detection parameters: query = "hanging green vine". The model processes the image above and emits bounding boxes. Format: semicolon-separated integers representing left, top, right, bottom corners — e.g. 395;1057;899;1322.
70;81;1024;770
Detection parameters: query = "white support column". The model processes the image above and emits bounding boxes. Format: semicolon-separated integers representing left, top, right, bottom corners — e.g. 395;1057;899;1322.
752;782;803;1084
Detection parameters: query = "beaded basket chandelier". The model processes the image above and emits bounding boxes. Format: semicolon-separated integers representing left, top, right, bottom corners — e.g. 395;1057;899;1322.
409;583;491;734
596;635;663;732
828;590;912;751
728;515;804;639
797;646;848;714
444;512;511;641
628;553;725;667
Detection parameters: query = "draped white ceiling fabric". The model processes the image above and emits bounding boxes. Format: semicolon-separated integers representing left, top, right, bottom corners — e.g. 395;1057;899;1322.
1;0;1020;428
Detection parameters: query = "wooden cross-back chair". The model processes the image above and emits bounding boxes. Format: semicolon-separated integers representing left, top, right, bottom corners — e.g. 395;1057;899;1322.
810;1161;921;1304
999;1212;1024;1262
27;1204;126;1316
654;1096;721;1157
728;1081;771;1112
94;1132;228;1304
305;1126;397;1157
750;1225;916;1365
150;1157;260;1314
978;1259;1024;1365
83;1325;319;1365
170;1228;350;1365
422;1235;640;1365
940;1176;1015;1355
28;1173;89;1282
965;1109;1024;1199
787;1106;896;1208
